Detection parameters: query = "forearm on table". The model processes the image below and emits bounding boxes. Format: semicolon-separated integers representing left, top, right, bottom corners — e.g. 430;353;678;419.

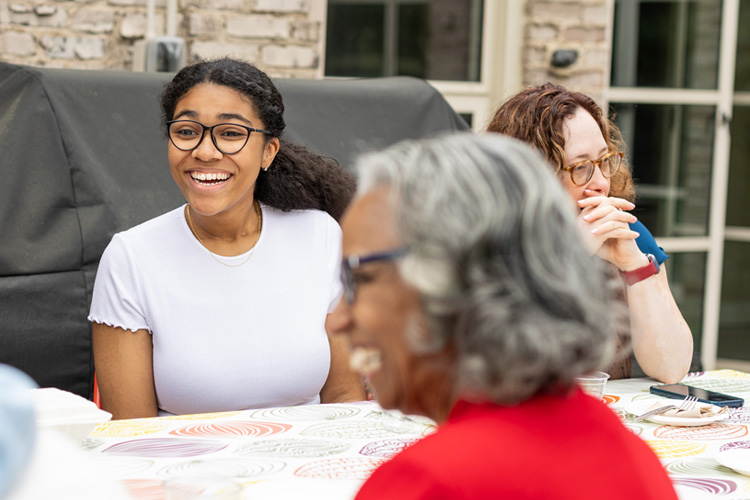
626;270;693;384
321;380;368;403
320;363;367;403
320;334;367;403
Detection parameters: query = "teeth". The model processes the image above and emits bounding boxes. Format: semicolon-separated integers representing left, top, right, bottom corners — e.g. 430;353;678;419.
191;172;230;182
349;347;382;376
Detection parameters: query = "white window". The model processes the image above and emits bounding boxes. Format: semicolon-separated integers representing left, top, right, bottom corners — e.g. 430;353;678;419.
607;0;746;371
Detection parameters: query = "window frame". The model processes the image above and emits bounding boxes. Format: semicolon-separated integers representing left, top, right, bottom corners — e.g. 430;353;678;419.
604;0;740;370
319;0;521;132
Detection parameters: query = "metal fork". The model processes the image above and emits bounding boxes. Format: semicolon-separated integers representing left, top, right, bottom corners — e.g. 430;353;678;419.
633;396;699;422
680;395;699;412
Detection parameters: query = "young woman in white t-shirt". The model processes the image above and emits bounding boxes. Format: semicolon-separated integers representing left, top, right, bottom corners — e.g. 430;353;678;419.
89;58;366;419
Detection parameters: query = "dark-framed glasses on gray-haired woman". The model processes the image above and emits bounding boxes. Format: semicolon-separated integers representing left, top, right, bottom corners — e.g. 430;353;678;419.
341;248;408;304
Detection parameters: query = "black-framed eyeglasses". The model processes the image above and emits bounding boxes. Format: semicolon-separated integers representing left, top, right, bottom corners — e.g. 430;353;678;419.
341;248;408;304
561;151;623;186
166;119;272;155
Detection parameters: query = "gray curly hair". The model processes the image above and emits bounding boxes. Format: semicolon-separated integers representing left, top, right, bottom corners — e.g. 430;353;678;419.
354;132;627;404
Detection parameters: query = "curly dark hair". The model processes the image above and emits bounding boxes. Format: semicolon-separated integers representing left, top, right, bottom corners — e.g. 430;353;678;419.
486;82;635;202
159;57;356;221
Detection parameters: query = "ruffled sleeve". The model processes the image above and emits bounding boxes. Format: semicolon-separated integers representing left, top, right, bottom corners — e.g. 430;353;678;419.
87;233;150;333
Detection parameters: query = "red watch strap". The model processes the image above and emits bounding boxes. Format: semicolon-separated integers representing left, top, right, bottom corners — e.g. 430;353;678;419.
621;254;660;286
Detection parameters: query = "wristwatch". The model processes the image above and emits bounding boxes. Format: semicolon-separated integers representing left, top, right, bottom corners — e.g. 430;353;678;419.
620;253;660;286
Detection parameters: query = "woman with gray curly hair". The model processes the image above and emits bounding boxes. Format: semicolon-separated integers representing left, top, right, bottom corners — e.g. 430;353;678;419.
328;133;677;499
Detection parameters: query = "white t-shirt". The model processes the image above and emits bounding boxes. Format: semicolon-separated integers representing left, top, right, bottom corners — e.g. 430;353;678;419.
88;204;343;415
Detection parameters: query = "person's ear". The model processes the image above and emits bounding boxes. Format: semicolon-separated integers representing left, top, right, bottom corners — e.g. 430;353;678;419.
262;137;280;170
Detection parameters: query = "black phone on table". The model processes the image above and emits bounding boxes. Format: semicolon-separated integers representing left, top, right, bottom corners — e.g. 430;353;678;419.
650;383;744;407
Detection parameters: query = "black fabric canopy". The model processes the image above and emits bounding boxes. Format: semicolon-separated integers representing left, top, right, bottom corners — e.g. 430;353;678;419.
0;63;469;399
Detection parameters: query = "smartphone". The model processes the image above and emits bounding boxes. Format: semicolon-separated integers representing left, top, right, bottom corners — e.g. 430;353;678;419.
650;383;744;408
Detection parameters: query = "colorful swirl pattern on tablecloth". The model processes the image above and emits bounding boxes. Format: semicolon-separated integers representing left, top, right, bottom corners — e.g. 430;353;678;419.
98;456;155;477
654;424;748;441
624;424;643;436
671;477;737;495
602;394;620;405
359;438;418;458
719;440;750;452
645;439;706;458
158;411;241;420
677;378;750;398
625;393;662;406
294;457;387;479
365;411;437;436
102;438;228;457
701;370;750;380
247;405;362;421
666;457;735;476
169;421;291;438
90;419;169;437
301;421;399;439
611;408;628;420
157;458;286;479
120;479;165;500
234;438;350;458
617;409;645;436
726;407;750;424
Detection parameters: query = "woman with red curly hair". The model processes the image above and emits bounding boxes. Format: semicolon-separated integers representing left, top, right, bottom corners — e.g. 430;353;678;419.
487;83;692;383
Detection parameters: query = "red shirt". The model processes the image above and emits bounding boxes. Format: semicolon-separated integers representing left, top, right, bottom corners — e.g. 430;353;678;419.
356;391;677;499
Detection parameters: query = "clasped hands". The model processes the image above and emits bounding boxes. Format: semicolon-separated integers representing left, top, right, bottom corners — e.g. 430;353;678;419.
576;190;650;272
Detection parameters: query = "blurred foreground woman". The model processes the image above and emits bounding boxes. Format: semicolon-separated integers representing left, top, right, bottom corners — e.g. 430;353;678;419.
329;133;677;499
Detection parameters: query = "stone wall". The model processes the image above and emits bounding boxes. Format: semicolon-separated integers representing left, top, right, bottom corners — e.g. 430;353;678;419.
0;0;323;78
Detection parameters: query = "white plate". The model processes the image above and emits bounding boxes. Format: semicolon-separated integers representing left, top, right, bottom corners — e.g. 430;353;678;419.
716;449;750;476
625;399;729;427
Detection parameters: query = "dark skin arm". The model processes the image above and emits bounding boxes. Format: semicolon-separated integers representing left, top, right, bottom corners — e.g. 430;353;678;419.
320;316;368;403
92;323;158;420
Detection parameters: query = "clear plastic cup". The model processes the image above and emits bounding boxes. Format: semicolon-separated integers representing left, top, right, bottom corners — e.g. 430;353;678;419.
575;371;610;401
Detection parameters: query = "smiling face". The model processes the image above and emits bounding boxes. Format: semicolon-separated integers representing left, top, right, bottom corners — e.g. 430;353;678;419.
168;83;279;218
328;188;444;414
561;107;611;204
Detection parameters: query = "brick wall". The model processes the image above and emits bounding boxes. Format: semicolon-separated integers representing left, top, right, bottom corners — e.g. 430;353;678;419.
522;0;611;102
1;0;613;91
0;0;323;78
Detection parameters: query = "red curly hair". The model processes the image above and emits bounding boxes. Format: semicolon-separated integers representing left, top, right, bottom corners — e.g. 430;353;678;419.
486;82;635;202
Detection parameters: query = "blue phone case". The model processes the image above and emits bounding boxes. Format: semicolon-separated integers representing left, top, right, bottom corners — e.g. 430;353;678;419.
650;383;744;408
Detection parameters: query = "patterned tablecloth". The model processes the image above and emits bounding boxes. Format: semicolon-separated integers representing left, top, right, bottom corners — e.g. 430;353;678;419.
82;400;436;500
81;370;750;500
606;370;750;500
